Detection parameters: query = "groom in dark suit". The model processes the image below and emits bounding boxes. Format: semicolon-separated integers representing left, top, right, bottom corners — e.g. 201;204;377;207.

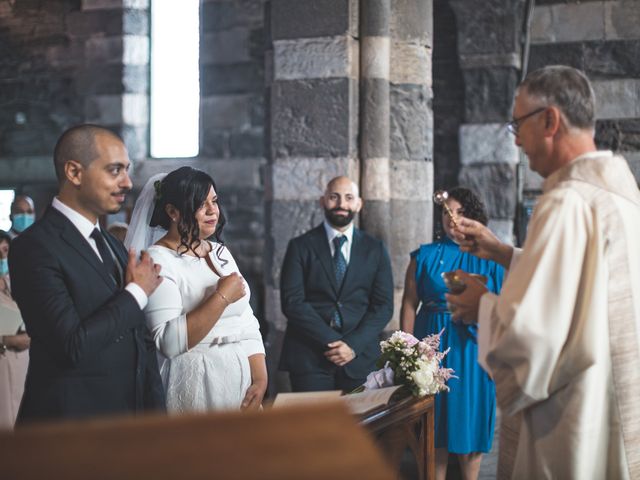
279;176;393;392
9;124;165;423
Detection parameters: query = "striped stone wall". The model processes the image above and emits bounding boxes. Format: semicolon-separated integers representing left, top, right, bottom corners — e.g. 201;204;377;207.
528;0;640;188
265;0;434;393
449;0;526;245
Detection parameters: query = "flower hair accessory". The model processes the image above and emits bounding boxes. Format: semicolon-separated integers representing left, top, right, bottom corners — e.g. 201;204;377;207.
153;179;163;201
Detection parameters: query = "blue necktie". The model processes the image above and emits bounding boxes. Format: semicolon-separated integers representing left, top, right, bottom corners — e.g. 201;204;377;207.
331;235;347;330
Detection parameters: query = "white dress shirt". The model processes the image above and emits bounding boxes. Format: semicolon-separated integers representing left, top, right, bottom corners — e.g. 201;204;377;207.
51;197;147;309
323;220;354;264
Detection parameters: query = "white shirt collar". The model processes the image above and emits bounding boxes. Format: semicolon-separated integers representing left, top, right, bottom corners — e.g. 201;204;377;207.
323;220;354;246
52;197;100;240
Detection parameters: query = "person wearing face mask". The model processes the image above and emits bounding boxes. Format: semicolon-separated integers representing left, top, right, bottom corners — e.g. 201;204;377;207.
0;230;30;429
400;187;504;480
8;195;35;239
279;176;394;392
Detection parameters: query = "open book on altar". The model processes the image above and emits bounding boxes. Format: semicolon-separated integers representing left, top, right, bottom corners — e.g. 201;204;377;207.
272;385;402;415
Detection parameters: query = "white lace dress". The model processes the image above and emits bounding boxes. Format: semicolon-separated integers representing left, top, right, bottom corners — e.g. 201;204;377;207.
145;242;264;413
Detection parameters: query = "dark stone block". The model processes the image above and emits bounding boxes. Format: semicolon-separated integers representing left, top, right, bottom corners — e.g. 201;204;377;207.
391;0;432;43
530;40;640;80
123;65;149;93
361;0;391;38
390;84;433;161
264;199;323;283
584;40;640;79
250;92;265;127
123;8;149;36
528;43;585;73
271;0;351;40
14;0;80;15
596;119;640;152
458;163;517;218
201;63;264;95
249;27;266;61
200;131;230;158
271;78;355;158
201;0;265;32
534;0;600;4
77;65;125;94
67;10;123;37
462;66;518;123
230;130;265;157
434;134;461;192
450;0;525;55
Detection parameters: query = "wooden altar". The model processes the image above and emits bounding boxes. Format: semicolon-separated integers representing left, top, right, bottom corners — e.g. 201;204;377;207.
0;403;396;480
361;393;435;480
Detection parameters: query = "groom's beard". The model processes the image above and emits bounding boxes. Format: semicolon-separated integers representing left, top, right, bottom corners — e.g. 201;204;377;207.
324;207;355;228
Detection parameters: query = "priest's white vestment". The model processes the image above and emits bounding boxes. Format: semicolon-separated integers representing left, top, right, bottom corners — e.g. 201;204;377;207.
477;151;640;479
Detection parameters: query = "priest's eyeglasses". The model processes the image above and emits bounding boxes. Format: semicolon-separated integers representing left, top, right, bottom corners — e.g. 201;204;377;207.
506;107;547;135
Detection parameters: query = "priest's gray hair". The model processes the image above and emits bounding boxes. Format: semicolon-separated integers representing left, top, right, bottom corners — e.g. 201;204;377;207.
519;65;596;131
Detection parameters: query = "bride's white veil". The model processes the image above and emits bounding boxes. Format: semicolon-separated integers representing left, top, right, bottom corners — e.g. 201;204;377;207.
124;173;168;253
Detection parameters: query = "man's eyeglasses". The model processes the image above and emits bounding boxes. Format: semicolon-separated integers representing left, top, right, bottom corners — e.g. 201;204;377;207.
506;107;547;136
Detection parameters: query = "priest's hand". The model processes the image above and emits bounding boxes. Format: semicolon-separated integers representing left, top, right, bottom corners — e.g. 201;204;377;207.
445;270;488;325
325;341;355;366
452;218;513;269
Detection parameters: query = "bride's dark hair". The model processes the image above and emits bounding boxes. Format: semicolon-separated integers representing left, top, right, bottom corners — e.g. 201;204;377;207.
150;166;227;263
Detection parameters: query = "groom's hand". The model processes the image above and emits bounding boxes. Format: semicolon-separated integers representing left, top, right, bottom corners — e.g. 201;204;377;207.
126;249;162;296
325;341;355;366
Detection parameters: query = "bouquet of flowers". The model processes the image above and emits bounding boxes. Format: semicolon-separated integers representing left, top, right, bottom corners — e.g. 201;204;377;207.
363;330;454;397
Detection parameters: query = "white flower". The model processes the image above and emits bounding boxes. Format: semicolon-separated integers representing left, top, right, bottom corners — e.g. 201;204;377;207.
410;359;437;397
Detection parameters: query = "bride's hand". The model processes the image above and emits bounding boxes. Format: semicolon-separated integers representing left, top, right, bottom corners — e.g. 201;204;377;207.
215;272;246;304
241;379;267;411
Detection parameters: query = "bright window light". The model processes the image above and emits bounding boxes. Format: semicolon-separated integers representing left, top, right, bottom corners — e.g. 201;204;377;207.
150;0;200;158
0;190;15;231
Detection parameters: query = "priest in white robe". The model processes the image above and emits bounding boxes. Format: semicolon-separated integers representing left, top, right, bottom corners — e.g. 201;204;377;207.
446;65;640;480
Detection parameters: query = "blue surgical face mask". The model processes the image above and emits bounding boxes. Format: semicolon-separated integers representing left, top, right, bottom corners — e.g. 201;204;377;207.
12;213;35;233
0;258;8;276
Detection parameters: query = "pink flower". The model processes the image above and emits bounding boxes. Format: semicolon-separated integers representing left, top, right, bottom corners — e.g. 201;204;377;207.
363;364;395;389
394;331;419;347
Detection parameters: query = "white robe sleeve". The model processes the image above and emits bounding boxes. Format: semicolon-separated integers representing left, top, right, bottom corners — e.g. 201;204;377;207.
478;187;597;416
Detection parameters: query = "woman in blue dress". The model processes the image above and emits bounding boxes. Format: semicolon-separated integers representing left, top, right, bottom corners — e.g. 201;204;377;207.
400;187;504;480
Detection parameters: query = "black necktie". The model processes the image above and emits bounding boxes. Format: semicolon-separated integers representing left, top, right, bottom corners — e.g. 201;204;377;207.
90;228;120;287
331;236;347;330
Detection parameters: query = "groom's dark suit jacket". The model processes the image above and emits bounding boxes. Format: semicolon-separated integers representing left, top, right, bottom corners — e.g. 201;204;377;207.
9;207;165;423
279;224;393;382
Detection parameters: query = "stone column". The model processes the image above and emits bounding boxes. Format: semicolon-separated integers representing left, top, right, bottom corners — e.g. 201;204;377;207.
359;0;391;246
266;0;360;392
387;0;434;328
450;0;526;244
82;0;150;161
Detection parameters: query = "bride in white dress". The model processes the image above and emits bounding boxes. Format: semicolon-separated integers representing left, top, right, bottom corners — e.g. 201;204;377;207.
125;167;267;413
